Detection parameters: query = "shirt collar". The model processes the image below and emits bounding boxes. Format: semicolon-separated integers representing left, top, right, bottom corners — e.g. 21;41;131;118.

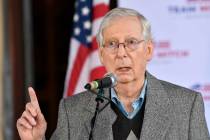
111;78;147;102
111;78;147;119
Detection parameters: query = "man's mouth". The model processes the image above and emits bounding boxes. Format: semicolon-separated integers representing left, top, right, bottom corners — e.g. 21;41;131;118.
116;67;131;72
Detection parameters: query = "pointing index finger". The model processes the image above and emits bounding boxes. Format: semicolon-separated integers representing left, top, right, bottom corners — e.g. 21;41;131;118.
28;87;40;111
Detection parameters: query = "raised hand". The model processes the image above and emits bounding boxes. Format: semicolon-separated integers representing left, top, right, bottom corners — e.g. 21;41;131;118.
17;87;47;140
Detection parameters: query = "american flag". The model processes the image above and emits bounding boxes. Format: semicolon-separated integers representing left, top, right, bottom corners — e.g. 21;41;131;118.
63;0;110;97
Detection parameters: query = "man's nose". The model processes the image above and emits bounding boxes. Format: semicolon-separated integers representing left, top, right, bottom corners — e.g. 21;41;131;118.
116;43;128;57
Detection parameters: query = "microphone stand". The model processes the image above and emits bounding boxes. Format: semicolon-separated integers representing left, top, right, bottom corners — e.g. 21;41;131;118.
88;88;104;140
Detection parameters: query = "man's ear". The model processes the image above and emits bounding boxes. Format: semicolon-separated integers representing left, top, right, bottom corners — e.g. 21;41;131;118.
98;47;104;65
146;40;154;61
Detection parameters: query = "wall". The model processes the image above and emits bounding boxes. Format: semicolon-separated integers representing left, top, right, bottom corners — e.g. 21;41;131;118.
0;0;4;138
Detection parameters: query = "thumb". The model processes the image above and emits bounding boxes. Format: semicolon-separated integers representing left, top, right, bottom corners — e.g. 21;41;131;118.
36;109;47;130
36;110;46;124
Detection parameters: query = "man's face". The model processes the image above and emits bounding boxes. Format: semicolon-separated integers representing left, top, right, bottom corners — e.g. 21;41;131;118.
99;16;153;84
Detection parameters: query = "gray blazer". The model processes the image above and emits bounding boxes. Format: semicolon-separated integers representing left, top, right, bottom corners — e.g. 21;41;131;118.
50;72;210;140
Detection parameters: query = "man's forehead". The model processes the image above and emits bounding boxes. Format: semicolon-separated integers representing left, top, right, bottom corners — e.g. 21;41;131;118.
102;17;142;39
103;16;140;27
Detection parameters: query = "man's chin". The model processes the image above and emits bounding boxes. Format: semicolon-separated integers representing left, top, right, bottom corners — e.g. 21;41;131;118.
117;76;133;84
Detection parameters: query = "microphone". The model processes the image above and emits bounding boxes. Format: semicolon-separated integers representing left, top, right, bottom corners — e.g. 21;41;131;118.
84;73;117;90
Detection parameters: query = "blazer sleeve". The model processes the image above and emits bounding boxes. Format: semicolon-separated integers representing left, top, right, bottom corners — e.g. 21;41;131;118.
189;93;210;140
50;99;70;140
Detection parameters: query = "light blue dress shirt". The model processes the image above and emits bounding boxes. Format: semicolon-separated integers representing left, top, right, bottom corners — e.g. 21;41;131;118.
111;79;147;119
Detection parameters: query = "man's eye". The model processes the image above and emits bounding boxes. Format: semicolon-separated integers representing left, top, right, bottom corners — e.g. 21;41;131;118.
127;39;137;45
108;41;117;47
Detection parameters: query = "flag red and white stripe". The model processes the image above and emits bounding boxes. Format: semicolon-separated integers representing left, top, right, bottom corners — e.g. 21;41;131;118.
63;0;110;97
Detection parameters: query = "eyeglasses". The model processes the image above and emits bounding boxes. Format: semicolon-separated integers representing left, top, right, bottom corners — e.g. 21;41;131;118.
102;38;145;54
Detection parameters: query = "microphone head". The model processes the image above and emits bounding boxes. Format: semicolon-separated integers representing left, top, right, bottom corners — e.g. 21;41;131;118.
104;73;117;88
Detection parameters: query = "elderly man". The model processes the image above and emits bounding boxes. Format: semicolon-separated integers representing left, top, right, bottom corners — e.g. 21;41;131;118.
17;7;209;140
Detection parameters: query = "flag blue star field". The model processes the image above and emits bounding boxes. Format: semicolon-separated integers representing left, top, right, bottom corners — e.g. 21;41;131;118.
64;0;110;97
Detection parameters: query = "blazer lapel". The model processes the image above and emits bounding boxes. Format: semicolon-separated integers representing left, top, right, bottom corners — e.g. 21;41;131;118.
140;73;173;140
84;88;117;140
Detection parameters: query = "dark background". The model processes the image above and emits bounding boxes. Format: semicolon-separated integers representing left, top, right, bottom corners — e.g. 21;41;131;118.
7;0;117;139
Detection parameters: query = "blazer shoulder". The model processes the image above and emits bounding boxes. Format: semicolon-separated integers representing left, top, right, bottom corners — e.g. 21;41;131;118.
159;79;201;99
62;91;95;108
146;72;200;99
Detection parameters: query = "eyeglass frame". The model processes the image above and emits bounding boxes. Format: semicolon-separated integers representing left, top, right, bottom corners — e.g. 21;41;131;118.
102;38;145;53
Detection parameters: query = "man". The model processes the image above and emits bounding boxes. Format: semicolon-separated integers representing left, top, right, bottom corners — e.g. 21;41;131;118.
16;7;210;140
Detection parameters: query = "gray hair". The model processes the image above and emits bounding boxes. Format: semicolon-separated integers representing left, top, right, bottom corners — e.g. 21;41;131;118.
96;7;152;47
